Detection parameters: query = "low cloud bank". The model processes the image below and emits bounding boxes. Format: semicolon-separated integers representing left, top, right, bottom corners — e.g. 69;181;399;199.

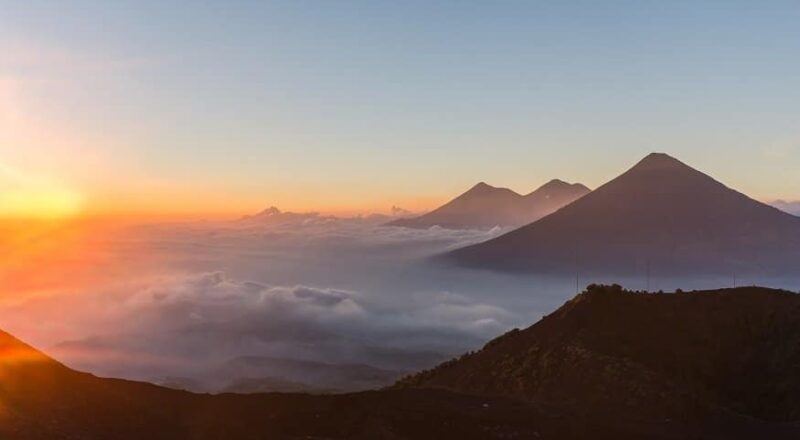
50;268;515;391
5;213;569;392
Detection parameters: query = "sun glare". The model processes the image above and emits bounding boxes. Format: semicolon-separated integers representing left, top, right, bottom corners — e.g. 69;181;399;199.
0;188;83;220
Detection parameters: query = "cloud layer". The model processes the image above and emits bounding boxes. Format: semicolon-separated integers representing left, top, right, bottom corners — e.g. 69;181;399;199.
8;210;758;392
50;269;515;390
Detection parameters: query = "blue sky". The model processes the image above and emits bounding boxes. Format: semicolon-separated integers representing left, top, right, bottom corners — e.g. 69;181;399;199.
1;0;799;215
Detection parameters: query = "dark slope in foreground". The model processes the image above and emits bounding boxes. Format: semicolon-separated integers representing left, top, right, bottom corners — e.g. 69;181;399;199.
448;153;800;275
0;328;660;439
399;285;800;433
4;286;800;439
389;180;589;229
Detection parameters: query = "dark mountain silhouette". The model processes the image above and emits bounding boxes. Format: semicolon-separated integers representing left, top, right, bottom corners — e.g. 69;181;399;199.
388;180;589;229
0;327;641;439
398;285;800;436
448;153;800;275
4;286;800;438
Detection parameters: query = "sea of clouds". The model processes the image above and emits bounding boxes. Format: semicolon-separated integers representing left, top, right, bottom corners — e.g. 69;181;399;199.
0;211;580;392
3;208;797;392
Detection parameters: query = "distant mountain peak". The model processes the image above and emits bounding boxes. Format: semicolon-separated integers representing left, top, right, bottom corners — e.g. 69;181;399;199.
539;178;569;189
527;179;591;198
631;152;689;171
457;182;521;200
257;206;282;216
388;178;588;230
465;181;501;194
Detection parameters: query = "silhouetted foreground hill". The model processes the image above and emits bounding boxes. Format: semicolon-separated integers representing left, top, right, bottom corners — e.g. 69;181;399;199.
448;153;800;275
0;327;639;440
399;285;800;436
4;286;800;439
389;179;589;229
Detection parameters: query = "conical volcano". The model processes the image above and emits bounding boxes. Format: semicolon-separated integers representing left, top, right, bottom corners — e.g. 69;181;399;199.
447;153;800;275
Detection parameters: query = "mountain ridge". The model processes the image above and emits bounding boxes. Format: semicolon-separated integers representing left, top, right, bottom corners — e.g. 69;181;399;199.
398;285;800;424
389;179;589;229
447;153;800;275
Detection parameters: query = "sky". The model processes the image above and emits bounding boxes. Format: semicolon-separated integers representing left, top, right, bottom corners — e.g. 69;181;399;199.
1;0;799;219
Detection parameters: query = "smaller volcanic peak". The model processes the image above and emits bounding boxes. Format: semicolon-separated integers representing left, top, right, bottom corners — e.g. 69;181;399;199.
389;178;589;230
386;181;524;229
457;181;519;199
533;178;576;192
525;179;590;201
467;181;495;192
542;178;568;186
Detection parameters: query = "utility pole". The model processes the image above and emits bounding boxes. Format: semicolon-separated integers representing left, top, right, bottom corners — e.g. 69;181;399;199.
646;259;651;292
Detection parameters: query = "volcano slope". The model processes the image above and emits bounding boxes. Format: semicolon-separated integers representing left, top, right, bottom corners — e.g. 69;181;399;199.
0;325;652;440
448;153;800;276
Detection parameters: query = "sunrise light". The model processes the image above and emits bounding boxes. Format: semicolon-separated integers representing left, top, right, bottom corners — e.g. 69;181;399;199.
0;187;83;220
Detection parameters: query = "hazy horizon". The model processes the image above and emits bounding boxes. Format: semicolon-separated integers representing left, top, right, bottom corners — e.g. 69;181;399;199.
0;150;796;222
